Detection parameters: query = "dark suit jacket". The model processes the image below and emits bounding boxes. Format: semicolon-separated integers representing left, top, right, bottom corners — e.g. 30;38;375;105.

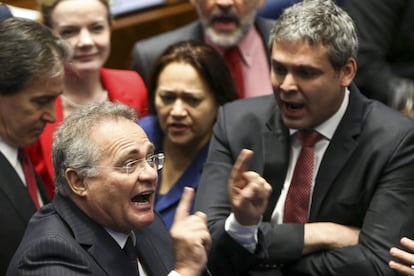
343;0;414;105
0;152;49;275
195;84;414;275
131;18;274;85
7;194;175;275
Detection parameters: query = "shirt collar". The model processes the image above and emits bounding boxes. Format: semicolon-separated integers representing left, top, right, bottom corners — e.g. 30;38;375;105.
104;227;136;249
0;137;19;168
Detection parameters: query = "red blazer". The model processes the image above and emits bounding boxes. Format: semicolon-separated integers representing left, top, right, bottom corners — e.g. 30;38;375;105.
25;68;148;198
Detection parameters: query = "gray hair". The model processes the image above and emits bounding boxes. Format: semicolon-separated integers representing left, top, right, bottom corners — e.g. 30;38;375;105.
53;101;138;196
269;0;358;70
0;17;71;95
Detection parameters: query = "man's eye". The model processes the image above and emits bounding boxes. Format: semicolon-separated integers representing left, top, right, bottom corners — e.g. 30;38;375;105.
296;68;320;79
33;96;56;107
123;160;139;171
273;65;287;75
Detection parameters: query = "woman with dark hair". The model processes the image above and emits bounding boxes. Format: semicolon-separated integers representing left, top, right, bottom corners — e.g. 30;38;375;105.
139;40;239;228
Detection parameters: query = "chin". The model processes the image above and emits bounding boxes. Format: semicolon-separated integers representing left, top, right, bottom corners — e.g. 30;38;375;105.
205;28;242;48
22;136;41;147
135;214;155;228
71;62;103;74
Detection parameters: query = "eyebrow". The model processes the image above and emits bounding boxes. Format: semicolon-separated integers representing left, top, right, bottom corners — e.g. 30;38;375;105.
272;59;322;71
157;88;204;95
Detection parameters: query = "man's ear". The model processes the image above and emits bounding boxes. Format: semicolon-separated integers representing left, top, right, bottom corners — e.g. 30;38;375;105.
340;57;357;87
65;168;88;197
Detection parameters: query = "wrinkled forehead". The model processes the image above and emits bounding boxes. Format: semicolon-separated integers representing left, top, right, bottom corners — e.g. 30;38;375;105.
92;119;153;154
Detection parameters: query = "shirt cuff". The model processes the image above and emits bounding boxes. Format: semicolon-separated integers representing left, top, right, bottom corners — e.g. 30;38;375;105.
168;271;181;276
225;213;259;253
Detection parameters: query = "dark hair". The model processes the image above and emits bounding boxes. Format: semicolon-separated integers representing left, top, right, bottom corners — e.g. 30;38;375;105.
0;17;70;95
38;0;112;28
269;0;358;71
147;40;239;114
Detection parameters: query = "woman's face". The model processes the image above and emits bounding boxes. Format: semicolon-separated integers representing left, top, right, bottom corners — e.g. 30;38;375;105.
154;62;219;149
50;0;111;74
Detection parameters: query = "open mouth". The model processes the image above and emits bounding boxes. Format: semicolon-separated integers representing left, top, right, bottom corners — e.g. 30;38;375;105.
286;102;305;110
211;15;239;32
168;123;188;132
131;191;153;204
215;16;236;23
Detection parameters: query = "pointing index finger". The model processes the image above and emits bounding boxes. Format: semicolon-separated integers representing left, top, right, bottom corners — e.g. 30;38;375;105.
230;149;254;188
174;187;194;222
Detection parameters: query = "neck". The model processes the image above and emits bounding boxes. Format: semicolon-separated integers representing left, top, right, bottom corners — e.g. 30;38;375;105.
61;69;107;117
64;69;103;99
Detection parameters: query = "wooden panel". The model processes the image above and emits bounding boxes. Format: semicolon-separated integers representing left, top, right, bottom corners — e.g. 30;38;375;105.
108;2;197;69
2;0;36;9
4;0;197;70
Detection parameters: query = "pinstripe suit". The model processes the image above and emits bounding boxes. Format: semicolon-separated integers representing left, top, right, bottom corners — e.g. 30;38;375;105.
7;195;175;275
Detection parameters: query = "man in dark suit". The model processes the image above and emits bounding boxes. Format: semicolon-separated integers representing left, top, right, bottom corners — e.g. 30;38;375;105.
343;0;414;116
132;0;273;98
195;1;414;275
0;18;70;275
7;101;211;275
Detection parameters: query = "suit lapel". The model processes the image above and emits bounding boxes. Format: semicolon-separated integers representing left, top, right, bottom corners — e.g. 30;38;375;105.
192;21;205;41
54;195;135;276
262;108;290;221
134;215;174;276
310;86;363;218
36;172;50;204
88;236;136;276
0;152;37;221
135;230;167;276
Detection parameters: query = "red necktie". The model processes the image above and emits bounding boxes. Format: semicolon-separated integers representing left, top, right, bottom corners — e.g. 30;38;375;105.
224;47;245;98
18;149;40;209
283;130;321;223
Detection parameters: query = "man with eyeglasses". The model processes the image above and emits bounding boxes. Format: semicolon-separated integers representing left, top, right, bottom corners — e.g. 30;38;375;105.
7;101;211;276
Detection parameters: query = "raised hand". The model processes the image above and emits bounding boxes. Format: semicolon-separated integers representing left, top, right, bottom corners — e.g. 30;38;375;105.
170;187;211;276
229;149;272;226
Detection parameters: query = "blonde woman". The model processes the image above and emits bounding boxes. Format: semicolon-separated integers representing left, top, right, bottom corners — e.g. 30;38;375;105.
26;0;148;198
